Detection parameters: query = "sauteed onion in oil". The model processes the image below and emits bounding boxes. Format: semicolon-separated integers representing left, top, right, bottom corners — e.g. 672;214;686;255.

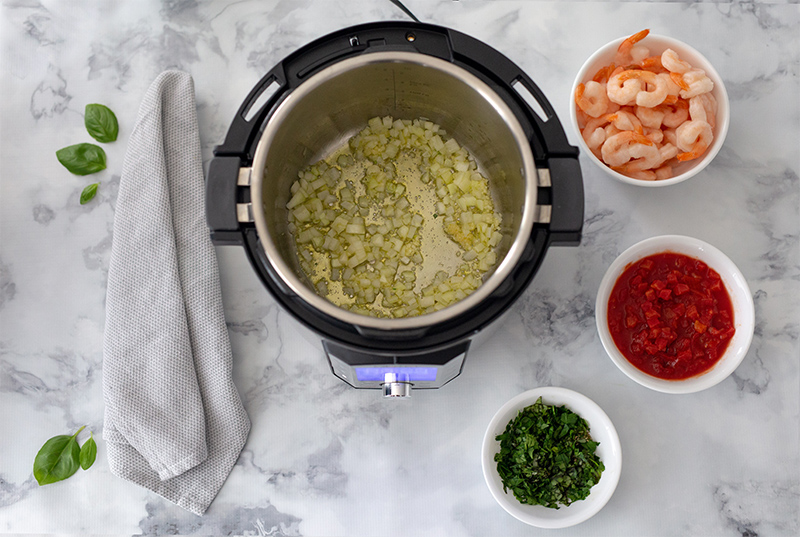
287;116;502;318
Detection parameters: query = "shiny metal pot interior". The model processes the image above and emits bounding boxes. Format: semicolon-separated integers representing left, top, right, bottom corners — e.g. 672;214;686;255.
250;51;538;330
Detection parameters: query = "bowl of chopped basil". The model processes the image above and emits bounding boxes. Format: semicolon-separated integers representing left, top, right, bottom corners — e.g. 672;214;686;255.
481;387;622;528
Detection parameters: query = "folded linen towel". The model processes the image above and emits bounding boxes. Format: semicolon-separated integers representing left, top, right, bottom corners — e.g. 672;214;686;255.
102;70;250;516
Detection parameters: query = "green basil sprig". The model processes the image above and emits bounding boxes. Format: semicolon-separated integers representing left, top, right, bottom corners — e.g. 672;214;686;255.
79;432;97;470
56;143;107;176
56;102;118;205
80;182;100;205
33;426;96;485
84;103;119;143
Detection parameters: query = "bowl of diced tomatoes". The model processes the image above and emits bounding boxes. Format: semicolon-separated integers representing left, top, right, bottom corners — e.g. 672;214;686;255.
595;235;754;393
570;30;729;186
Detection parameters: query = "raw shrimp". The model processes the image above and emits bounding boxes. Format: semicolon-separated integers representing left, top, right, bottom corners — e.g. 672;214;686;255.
615;29;650;65
576;108;590;129
663;127;678;147
662;72;683;97
609;70;670;108
612;146;661;173
639;72;673;107
606;110;644;132
635;105;666;129
662;101;689;128
584;126;607;152
676;120;713;161
661;49;692;74
674;69;714;99
654;164;673;180
643;127;664;144
627;169;657;181
582;109;643;150
659;143;679;162
592;63;616;84
640;56;666;73
575;81;611;118
575;30;718;180
582;116;610;150
688;95;708;123
606;71;643;106
601;131;656;167
696;92;717;130
630;44;650;64
604;123;622;140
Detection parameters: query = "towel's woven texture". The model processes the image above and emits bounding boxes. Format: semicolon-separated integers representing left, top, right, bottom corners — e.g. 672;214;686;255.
102;70;250;516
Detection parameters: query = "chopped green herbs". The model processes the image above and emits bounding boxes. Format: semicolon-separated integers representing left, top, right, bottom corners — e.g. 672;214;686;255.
494;397;604;508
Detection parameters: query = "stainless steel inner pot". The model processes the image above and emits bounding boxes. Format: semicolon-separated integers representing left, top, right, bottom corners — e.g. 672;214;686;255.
250;51;538;330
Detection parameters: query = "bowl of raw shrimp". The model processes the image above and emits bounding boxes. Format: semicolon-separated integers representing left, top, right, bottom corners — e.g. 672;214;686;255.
570;30;729;186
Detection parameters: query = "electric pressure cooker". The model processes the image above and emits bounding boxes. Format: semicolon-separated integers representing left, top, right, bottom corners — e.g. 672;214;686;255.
206;21;584;396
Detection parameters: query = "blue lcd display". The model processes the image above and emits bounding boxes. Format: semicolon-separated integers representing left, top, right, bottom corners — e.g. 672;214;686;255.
355;366;438;382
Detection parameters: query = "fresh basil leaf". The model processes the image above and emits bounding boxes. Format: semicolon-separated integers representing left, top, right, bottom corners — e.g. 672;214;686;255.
33;426;84;485
56;143;107;176
79;432;97;470
80;182;100;205
84;103;119;143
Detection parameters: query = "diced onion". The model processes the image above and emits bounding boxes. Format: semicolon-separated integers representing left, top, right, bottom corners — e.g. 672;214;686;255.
287;116;502;317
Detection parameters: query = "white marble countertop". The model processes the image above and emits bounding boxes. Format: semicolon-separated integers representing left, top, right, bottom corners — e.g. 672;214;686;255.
1;1;798;535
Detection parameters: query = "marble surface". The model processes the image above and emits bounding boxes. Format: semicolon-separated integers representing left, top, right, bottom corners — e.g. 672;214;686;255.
1;0;798;535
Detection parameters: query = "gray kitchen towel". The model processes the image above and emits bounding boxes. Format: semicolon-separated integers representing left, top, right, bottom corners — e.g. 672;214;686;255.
102;70;250;516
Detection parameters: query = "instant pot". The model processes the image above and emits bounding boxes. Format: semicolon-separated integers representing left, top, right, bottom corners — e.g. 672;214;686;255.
206;21;584;396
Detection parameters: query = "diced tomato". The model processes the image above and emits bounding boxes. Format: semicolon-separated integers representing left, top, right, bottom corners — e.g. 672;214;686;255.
707;279;722;292
644;307;659;318
649;327;661;339
606;252;735;380
718;326;735;340
675;337;690;351
651;280;666;291
674;283;690;296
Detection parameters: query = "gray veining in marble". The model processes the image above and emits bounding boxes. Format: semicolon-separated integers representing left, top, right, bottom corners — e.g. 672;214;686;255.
1;0;799;535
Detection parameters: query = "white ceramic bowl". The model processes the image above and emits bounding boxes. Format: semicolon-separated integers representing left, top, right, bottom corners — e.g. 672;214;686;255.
569;33;730;186
596;235;754;393
481;387;622;529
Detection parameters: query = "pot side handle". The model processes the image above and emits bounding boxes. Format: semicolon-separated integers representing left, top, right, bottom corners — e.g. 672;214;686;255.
206;156;245;245
544;157;584;246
